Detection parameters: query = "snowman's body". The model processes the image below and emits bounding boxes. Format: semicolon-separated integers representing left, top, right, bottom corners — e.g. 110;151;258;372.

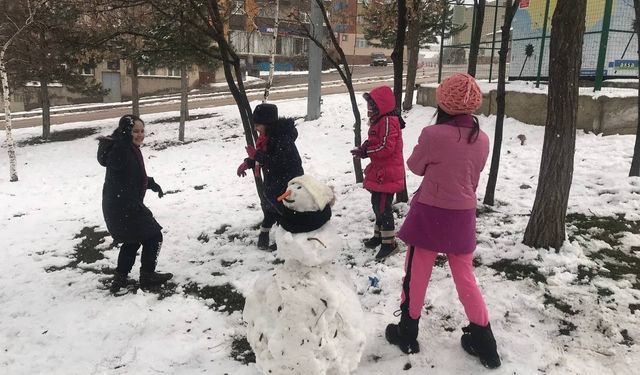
243;176;366;375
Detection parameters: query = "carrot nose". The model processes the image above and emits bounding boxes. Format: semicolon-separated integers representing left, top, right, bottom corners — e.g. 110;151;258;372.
277;190;292;202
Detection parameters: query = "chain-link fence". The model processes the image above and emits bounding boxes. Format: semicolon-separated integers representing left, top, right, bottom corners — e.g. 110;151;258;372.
438;0;638;90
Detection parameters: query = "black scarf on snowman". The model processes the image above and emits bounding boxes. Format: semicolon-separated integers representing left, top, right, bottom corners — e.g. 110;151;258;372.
279;204;332;233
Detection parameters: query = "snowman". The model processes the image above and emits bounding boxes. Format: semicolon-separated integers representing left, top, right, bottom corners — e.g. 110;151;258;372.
243;175;366;375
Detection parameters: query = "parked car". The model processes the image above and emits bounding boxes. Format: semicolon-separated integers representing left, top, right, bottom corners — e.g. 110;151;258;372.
370;53;388;67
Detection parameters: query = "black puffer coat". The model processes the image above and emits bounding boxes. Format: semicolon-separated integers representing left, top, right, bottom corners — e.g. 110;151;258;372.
246;118;304;214
98;137;162;243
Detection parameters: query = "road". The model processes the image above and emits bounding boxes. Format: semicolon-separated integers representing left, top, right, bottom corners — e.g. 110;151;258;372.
1;64;498;129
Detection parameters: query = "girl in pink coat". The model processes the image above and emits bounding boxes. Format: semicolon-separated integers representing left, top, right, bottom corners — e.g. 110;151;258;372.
385;73;501;369
351;85;405;260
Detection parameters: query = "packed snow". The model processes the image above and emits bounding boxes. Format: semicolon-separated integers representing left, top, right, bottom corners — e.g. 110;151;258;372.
1;92;639;374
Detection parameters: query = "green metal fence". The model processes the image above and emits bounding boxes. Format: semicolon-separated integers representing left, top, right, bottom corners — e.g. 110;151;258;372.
438;0;638;91
438;1;508;83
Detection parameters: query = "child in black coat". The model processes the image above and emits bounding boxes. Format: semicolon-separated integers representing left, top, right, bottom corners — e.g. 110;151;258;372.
98;115;173;292
237;104;304;249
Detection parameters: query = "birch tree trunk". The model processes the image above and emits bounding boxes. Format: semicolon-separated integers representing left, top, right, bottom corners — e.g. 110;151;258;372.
402;1;421;111
263;0;279;103
1;53;19;182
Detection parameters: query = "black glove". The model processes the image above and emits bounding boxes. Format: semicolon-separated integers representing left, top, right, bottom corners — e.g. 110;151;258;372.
148;177;164;198
350;140;369;159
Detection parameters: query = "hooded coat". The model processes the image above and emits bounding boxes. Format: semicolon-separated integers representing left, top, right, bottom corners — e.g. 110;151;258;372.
246;117;304;214
406;114;489;210
362;86;405;193
97;137;162;243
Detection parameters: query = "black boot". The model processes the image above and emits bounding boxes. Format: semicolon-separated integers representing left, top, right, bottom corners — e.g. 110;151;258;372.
375;230;399;260
110;271;129;293
363;225;381;249
139;270;173;288
257;228;270;250
375;242;399;260
461;322;501;369
385;310;420;354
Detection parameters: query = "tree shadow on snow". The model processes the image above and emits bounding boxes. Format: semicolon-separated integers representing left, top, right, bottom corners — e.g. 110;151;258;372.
18;127;98;146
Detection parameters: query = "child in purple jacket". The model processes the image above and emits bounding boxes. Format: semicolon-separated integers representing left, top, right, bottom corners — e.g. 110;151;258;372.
351;85;405;260
385;73;501;369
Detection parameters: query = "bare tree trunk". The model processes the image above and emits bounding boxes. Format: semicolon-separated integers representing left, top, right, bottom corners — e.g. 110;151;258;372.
179;64;188;142
468;0;486;77
263;0;279;103
523;0;587;250
346;79;364;183
221;53;265;202
630;0;640;177
483;0;520;206
130;60;140;116
392;0;409;203
40;79;51;140
402;1;421;111
392;0;407;111
0;54;18;182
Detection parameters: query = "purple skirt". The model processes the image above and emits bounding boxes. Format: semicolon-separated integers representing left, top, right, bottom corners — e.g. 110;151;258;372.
397;200;477;254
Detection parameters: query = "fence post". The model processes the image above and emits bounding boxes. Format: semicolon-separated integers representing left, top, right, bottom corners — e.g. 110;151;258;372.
488;0;500;82
535;0;551;88
594;0;614;92
438;0;447;83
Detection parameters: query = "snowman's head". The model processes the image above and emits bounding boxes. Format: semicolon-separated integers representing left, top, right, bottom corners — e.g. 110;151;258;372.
277;175;334;213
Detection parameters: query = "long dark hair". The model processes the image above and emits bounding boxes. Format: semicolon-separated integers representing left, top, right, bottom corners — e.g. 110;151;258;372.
434;107;480;144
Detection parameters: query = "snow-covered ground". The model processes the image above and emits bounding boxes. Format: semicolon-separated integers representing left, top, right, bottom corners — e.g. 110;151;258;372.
1;93;639;374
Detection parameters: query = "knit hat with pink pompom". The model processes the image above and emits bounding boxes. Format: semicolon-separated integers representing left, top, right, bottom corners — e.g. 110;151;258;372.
436;73;483;115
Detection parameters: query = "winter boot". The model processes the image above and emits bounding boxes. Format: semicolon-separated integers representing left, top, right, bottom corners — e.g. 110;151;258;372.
110;271;129;293
385;310;420;354
375;230;399;260
363;225;382;249
139;270;174;288
461;322;501;369
257;227;270;250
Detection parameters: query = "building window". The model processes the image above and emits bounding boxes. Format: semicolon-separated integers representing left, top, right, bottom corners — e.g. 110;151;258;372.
342;34;348;41
357;15;365;24
139;67;155;76
294;37;306;55
81;65;94;76
356;38;368;48
106;60;120;71
168;67;181;77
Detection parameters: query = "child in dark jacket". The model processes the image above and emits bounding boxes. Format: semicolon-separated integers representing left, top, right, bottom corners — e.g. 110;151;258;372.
237;104;304;250
97;115;173;293
351;85;405;260
384;73;500;369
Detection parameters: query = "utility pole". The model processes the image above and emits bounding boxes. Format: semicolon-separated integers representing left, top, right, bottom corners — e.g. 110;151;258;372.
307;0;323;120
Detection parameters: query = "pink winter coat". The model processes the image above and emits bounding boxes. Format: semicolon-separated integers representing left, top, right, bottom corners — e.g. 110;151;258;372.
407;115;489;210
362;86;405;193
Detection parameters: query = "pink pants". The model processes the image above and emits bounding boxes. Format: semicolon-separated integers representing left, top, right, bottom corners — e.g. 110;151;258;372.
400;246;489;326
